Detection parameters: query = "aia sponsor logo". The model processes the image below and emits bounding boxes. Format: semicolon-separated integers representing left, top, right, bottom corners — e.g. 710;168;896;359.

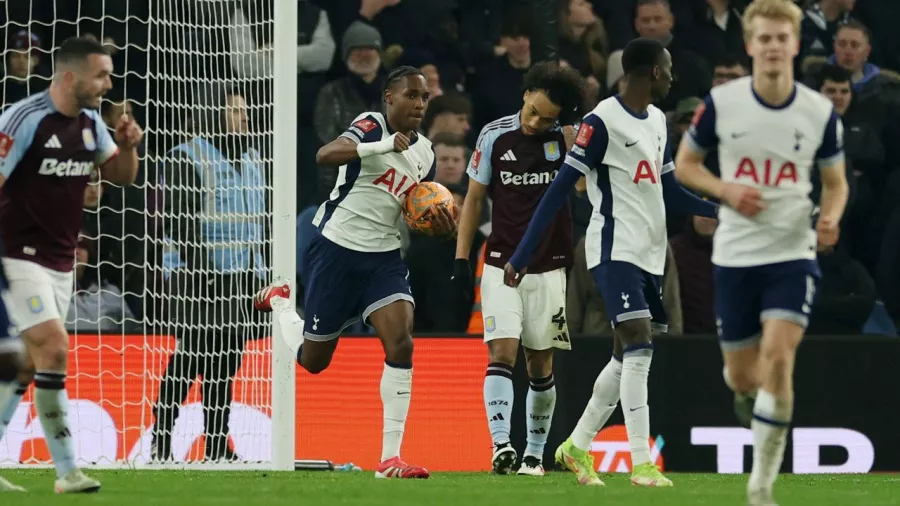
588;425;665;472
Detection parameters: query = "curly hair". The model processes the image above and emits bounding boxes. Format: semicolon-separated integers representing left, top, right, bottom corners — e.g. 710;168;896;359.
522;61;588;125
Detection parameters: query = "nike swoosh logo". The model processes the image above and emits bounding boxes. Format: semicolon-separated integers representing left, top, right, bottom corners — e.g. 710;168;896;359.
396;391;410;396
731;132;749;139
625;141;639;147
629;406;647;412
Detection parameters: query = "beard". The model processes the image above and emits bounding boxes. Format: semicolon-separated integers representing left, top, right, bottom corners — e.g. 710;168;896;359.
74;84;101;110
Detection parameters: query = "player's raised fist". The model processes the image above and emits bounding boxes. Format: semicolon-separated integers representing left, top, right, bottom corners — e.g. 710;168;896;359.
722;182;765;217
393;132;410;152
114;115;143;149
816;216;840;251
503;262;526;288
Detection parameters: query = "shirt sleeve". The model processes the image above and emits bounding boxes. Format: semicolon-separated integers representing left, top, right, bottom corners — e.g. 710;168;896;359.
684;94;718;154
88;110;119;165
466;126;498;185
339;113;384;144
662;130;675;175
563;113;609;175
0;106;43;178
815;110;844;168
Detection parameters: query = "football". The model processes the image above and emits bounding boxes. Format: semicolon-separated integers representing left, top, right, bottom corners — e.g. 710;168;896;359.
403;181;458;235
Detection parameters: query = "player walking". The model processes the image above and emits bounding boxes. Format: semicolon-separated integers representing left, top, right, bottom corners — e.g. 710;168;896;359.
453;62;586;476
674;1;848;504
254;67;455;479
0;37;142;493
506;38;716;487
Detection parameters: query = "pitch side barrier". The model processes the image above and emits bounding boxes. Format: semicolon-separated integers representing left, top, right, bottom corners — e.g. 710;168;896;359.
1;334;895;473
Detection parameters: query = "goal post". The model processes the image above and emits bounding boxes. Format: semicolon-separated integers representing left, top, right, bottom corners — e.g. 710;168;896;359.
0;0;296;470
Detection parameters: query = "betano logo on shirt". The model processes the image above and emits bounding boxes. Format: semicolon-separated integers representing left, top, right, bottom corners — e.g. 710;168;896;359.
37;158;94;177
500;169;559;186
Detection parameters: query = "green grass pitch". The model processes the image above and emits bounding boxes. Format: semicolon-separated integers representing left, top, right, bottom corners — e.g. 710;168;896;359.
2;470;898;505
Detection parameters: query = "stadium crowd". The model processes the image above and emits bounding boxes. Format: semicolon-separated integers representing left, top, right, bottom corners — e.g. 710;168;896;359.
1;0;899;340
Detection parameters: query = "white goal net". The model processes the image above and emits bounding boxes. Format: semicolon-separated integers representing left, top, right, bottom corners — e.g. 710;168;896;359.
0;0;297;469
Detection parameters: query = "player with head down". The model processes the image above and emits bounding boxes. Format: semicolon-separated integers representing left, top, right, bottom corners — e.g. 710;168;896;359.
453;61;586;476
254;66;456;479
506;38;717;487
0;36;141;493
675;1;848;504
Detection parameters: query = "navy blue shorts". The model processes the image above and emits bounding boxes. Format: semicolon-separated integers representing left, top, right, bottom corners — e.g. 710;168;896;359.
714;259;820;350
591;261;668;332
301;234;414;341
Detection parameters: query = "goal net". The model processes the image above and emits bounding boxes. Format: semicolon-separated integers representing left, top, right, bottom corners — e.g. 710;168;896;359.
0;0;296;469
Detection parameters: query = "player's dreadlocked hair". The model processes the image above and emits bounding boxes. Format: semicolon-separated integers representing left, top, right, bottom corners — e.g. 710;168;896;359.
521;61;588;125
384;65;426;97
621;37;666;78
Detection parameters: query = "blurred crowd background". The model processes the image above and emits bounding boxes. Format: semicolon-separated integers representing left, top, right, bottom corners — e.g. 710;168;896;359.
2;0;899;338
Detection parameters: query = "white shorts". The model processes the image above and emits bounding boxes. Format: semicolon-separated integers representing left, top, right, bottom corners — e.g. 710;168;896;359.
480;264;570;351
1;257;73;333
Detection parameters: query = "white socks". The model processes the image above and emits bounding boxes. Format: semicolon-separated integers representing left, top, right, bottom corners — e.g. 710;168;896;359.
571;357;622;451
0;381;25;441
749;389;792;492
270;296;304;358
621;346;653;467
524;375;556;458
34;371;76;478
483;362;514;446
380;362;412;462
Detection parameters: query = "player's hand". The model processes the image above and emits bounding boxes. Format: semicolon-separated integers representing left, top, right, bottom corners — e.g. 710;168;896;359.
393;132;410;153
451;258;474;304
562;125;577;150
721;182;765;218
114;115;143;149
429;204;457;237
503;262;527;288
816;216;840;251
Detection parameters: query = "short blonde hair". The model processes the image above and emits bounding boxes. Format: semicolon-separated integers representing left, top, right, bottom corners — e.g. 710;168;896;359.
742;0;803;41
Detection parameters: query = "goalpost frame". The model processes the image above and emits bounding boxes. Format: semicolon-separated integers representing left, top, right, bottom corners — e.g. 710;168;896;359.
271;0;299;471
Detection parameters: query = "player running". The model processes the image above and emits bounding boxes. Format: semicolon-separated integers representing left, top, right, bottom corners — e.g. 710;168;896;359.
506;38;717;487
254;66;456;479
0;256;25;492
674;1;848;505
0;37;141;493
452;61;585;476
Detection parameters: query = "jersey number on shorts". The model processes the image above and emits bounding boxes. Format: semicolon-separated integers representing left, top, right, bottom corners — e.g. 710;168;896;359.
551;307;570;344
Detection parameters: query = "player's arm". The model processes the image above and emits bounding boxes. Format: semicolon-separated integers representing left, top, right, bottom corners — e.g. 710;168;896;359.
505;114;608;284
0;103;44;190
315;114;403;167
675;96;764;217
660;134;717;218
451;127;495;295
815;112;849;249
96;111;142;185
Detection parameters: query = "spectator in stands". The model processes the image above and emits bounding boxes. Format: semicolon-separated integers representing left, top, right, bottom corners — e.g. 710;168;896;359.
666;97;704;236
558;0;608;101
567;237;683;336
66;234;136;333
669;215;717;334
712;52;749;87
469;10;532;131
807;243;876;335
431;133;468;186
878;172;900;325
633;0;711;112
830;21;890;92
800;0;854;63
408;184;484;332
2;30;50;106
422;93;472;140
314;20;385;203
153;85;267;462
693;0;747;64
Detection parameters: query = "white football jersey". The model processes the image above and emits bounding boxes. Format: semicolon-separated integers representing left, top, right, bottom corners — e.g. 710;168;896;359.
313;112;436;252
685;77;844;267
565;96;673;275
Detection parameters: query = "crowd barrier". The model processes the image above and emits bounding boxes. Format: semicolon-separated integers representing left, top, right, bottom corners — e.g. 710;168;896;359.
0;334;896;473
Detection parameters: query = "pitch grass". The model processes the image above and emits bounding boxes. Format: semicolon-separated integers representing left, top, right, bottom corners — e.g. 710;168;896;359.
2;470;899;505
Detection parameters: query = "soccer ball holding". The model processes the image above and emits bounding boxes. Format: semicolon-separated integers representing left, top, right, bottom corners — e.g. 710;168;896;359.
403;181;459;236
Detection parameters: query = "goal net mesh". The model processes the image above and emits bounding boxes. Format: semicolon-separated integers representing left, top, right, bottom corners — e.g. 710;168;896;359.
0;0;277;466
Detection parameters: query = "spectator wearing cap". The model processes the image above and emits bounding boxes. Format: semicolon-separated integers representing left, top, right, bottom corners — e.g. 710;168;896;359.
313;20;385;203
633;0;711;112
407;183;486;332
2;30;51;107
